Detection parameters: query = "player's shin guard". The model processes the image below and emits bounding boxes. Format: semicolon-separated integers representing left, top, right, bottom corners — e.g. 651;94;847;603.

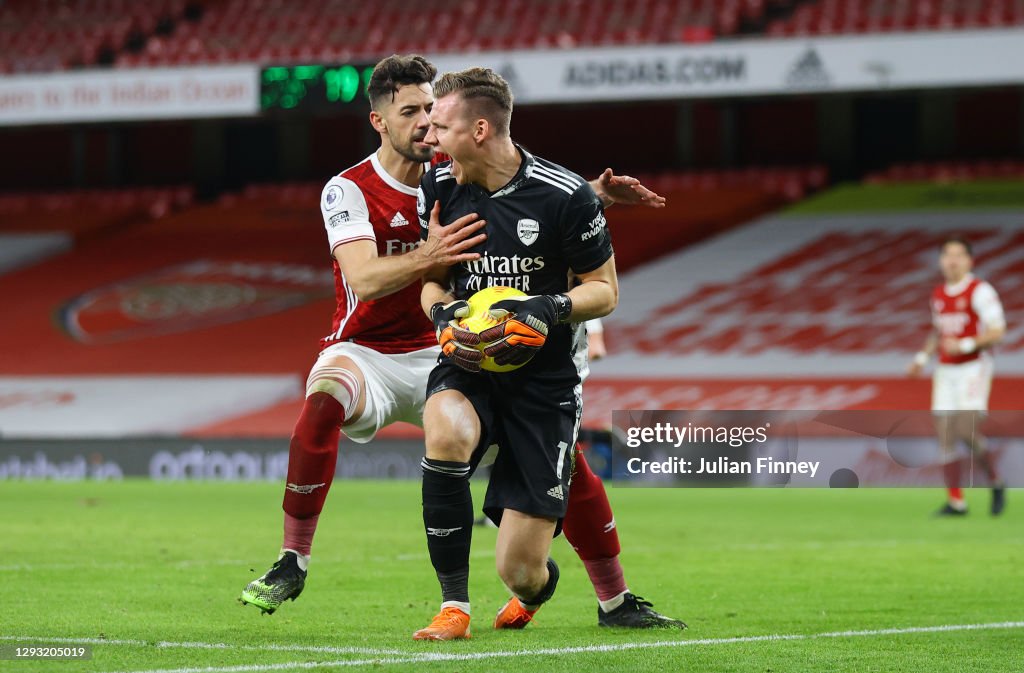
281;392;345;555
563;451;627;603
422;457;473;605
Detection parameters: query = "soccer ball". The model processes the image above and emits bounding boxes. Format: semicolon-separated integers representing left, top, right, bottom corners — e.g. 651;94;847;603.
458;286;527;373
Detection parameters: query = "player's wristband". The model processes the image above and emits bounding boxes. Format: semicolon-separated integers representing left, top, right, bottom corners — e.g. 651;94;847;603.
913;351;929;367
550;293;572;323
429;302;446;323
958;337;977;354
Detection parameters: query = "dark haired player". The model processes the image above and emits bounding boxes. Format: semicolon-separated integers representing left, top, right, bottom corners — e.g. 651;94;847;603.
241;55;680;632
907;236;1007;516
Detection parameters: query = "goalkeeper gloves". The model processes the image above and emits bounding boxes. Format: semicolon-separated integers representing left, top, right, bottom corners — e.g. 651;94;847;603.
479;293;572;367
430;300;483;372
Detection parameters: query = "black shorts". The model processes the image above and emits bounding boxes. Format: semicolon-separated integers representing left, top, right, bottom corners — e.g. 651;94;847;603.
426;359;582;531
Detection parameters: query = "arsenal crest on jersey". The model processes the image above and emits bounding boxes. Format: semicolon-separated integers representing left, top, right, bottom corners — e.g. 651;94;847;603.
517;218;540;246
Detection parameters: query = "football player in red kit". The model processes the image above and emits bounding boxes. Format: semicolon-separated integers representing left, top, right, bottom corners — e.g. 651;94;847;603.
241;54;683;630
907;236;1007;516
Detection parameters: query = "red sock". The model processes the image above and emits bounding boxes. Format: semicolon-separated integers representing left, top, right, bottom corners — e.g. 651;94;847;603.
564;450;626;601
943;459;963;503
281;392;345;555
283;513;319;557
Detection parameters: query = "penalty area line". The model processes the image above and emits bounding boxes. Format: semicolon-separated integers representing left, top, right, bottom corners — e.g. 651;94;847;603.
96;620;1024;673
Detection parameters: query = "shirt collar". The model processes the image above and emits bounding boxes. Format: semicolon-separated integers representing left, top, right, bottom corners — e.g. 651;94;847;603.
945;273;975;295
490;143;535;198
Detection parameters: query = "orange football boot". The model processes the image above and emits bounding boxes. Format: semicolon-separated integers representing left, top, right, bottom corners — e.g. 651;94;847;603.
493;598;539;629
412;606;472;640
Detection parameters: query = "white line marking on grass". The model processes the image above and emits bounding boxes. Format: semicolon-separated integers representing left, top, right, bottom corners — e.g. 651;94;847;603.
93;620;1024;673
0;635;406;657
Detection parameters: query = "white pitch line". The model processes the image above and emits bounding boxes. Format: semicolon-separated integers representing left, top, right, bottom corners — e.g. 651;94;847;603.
96;620;1024;673
0;635;407;657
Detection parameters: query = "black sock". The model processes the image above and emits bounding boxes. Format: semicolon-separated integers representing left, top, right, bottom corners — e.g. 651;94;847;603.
421;457;473;603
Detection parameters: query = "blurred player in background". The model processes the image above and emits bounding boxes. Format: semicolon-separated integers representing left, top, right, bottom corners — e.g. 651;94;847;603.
414;67;684;641
907;236;1007;516
241;55;679;630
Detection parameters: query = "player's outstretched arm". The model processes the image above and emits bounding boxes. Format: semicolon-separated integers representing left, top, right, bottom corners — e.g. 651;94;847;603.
336;203;485;302
590;169;667;209
907;331;938;377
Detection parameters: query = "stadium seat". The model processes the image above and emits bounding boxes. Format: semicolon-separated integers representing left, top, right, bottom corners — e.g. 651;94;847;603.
0;0;798;71
0;186;194;238
767;0;1024;36
0;0;191;71
864;160;1024;184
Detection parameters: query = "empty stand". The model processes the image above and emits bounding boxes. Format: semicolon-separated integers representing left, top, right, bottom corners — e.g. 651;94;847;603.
768;0;1024;36
4;0;1023;73
0;0;189;73
122;0;793;68
0;186;194;238
865;160;1024;183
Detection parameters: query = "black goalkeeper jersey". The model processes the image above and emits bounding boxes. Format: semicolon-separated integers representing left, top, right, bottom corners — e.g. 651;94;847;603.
417;144;614;380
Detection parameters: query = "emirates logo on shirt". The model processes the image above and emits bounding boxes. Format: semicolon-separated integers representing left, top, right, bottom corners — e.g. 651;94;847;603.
57;260;333;344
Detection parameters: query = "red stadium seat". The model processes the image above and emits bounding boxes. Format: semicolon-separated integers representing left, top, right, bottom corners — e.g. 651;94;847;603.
767;0;1024;37
864;159;1024;184
5;0;1019;71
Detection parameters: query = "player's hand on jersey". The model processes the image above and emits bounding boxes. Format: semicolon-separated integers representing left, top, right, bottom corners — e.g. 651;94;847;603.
431;300;484;372
940;336;962;356
593;168;667;209
479;294;568;367
419;202;486;267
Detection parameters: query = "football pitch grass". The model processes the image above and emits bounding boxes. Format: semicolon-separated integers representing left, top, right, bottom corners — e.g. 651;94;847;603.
3;480;1022;673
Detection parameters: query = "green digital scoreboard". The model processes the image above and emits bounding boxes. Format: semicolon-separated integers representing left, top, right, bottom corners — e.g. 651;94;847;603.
261;64;376;111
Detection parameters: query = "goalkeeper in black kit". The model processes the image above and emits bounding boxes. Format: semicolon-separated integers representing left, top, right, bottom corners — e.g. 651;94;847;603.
411;67;683;640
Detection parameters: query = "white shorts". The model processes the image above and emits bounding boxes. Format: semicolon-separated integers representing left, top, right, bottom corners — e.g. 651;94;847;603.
931;357;993;413
309;342;440;443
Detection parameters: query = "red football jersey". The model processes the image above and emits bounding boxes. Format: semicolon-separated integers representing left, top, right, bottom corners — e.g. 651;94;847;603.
317;152;435;354
931;275;990;365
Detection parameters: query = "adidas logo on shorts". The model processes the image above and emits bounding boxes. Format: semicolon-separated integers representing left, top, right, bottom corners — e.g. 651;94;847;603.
546;485;564;501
